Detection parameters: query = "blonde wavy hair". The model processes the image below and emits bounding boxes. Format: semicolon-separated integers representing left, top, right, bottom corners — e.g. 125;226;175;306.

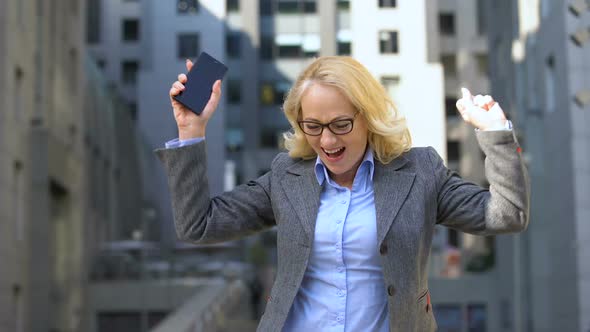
282;56;412;164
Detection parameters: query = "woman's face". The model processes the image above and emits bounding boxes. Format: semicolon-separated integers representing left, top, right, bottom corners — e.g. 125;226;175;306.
300;83;369;185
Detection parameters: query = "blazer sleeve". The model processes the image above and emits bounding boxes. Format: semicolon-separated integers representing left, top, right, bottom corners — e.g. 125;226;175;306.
154;141;275;244
429;130;530;235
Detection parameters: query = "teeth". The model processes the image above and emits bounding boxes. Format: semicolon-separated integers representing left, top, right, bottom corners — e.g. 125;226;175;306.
323;147;344;154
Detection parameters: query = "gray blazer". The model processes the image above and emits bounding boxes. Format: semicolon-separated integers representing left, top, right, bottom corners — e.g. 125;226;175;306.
155;130;530;332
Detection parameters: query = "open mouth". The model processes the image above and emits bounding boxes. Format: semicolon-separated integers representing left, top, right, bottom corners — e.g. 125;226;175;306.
322;147;345;159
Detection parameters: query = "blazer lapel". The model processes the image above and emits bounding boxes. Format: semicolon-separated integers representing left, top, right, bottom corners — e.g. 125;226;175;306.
281;160;322;241
373;155;416;245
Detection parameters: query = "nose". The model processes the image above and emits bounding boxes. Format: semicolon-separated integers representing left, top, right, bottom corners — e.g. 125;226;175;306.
320;128;338;147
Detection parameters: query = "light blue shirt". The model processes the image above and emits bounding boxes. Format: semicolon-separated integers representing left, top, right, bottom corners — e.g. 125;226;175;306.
283;148;389;332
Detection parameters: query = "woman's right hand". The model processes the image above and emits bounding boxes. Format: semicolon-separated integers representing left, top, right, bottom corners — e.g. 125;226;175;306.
169;59;222;140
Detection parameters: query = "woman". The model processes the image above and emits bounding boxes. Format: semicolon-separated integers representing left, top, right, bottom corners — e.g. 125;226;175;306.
156;56;530;332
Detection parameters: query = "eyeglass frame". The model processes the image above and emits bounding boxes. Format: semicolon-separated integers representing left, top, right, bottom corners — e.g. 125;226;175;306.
297;112;360;136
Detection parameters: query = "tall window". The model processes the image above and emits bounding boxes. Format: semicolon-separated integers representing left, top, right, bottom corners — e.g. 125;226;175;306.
476;0;487;35
122;19;140;42
177;0;199;14
260;37;274;59
86;0;101;43
379;31;399;54
226;33;241;58
447;140;460;162
121;60;139;84
14;67;23;122
445;97;457;117
439;13;455;35
381;76;401;105
475;53;488;76
227;0;239;12
228;80;241;104
545;55;556;113
177;34;200;59
337;41;351;55
441;54;457;77
260;0;273;15
378;0;396;8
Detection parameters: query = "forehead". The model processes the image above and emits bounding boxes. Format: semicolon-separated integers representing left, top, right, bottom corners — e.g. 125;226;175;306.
300;83;356;120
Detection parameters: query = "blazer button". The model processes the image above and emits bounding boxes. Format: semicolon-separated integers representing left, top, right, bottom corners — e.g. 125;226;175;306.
387;285;395;296
379;244;388;255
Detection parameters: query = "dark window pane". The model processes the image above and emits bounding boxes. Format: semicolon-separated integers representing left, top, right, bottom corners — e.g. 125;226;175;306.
337;41;351;55
274;82;290;105
447;141;460;162
226;33;241;58
278;45;301;58
433;304;463;332
439;13;455;35
448;229;459;247
121;60;139;84
97;312;140;332
303;1;317;13
86;0;101;43
477;0;487;35
260;0;273;15
378;0;396;8
379;31;398;54
122;19;139;42
228;80;241;104
260;83;274;105
441;54;457;77
467;304;487;332
227;0;239;12
445;97;457;117
475;53;488;75
260;37;274;59
337;0;350;10
128;102;137;121
278;0;299;14
177;0;199;14
261;130;279;148
177;34;199;59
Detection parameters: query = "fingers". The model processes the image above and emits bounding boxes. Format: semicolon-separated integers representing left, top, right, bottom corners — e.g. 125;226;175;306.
203;80;222;115
178;73;187;83
169;81;185;97
186;59;193;71
461;87;474;106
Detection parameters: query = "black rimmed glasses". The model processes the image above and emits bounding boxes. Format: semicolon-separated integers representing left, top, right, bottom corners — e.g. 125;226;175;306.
298;113;359;136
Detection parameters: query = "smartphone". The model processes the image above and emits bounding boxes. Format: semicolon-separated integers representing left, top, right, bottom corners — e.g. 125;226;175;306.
173;52;228;115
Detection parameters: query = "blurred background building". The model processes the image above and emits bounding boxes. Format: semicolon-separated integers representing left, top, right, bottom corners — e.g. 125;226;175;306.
2;0;589;331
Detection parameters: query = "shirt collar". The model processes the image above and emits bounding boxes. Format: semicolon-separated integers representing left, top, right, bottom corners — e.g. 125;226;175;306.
314;147;375;188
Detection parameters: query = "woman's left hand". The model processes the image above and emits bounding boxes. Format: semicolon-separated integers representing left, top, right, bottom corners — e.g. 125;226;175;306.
456;87;507;130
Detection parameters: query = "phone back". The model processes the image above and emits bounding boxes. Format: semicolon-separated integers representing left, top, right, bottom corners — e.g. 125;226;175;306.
174;52;228;115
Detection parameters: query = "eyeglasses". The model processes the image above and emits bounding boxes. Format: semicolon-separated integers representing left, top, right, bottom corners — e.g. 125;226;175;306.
298;113;359;136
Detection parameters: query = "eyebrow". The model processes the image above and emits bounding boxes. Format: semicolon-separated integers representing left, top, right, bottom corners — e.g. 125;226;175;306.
302;115;353;122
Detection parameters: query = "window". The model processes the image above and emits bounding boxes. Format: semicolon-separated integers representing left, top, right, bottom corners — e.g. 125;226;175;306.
445;97;457;117
260;36;274;59
86;0;101;43
378;0;396;8
303;1;317;13
475;53;488;75
122;19;139;42
260;83;274;105
337;0;350;10
439;13;455;35
227;0;239;12
476;0;487;35
337;41;351;55
379;31;398;54
441;54;457;77
14;67;23;122
226;33;241;58
228;80;241;104
447;140;460;162
278;0;299;14
545;55;555;113
96;59;106;69
448;228;459;247
261;130;280;148
177;34;199;59
274;82;290;105
433;304;463;331
260;0;273;15
121;60;139;84
177;0;199;14
468;304;487;332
